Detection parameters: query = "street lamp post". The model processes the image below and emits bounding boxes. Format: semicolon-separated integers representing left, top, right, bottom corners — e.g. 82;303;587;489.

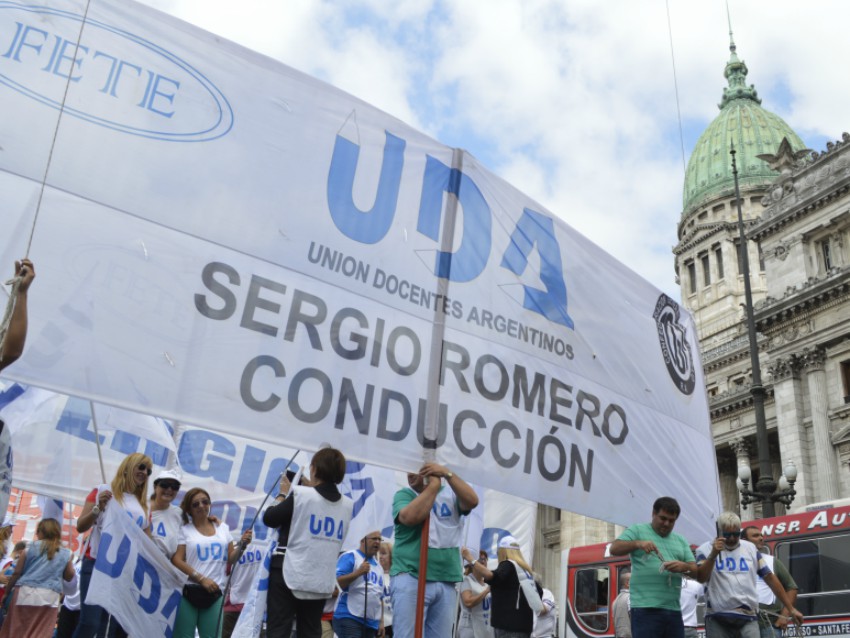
730;144;797;517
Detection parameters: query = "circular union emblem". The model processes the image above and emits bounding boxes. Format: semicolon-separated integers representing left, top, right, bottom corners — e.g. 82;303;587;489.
652;294;695;395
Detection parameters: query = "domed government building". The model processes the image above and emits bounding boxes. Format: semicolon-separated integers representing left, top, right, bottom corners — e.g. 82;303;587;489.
532;33;850;595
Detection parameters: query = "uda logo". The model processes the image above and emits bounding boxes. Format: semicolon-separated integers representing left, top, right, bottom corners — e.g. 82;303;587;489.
652;294;695;395
0;2;233;142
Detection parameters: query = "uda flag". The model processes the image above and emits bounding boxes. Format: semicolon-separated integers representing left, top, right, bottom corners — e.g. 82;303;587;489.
87;504;187;638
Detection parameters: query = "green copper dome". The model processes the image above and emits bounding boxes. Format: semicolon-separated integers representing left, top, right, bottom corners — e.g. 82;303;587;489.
682;39;806;214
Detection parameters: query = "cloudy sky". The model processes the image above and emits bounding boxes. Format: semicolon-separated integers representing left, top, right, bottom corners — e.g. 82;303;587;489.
140;0;850;299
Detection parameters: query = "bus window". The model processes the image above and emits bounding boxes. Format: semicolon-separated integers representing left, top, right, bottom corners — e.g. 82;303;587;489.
575;567;609;632
775;533;850;617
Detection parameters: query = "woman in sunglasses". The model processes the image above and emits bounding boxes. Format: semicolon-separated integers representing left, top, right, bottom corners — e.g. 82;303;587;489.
74;452;154;638
171;488;252;638
150;469;184;559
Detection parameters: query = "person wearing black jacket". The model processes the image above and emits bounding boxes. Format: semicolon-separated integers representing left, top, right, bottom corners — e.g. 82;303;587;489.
467;536;542;638
262;447;353;638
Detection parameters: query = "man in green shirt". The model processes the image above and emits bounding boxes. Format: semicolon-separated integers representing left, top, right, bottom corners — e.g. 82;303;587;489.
610;496;698;638
742;526;798;638
390;463;478;638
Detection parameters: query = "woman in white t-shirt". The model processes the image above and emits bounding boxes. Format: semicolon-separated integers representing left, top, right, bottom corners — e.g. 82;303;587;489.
171;488;252;638
74;452;153;638
149;469;184;559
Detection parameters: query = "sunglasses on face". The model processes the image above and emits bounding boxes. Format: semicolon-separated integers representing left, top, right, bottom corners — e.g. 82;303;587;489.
137;463;152;476
191;499;211;509
722;530;741;538
157;480;181;491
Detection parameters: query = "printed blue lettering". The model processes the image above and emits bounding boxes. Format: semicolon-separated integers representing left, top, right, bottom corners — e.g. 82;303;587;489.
337;519;344;540
327;131;405;244
156;522;166;537
143;72;179;117
440;503;452;517
236;445;265;492
483;597;491;611
197;545;210;561
48;37;86;81
324;516;335;537
55;397;103;444
2;23;47;62
133;554;161;613
417;155;491;282
739;558;749;571
110;429;169;467
725;557;736;571
94;532;130;578
178;430;235;483
500;208;574;329
309;514;322;535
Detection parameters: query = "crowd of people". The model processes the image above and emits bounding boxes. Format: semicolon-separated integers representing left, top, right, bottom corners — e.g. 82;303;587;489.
611;496;802;638
0;452;553;638
0;256;805;638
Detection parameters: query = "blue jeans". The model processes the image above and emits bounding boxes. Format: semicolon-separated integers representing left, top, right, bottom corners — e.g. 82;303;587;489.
631;607;684;638
390;573;456;638
333;616;377;638
705;616;759;638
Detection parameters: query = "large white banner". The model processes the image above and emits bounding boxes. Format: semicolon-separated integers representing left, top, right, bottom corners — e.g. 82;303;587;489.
87;503;187;638
0;0;720;538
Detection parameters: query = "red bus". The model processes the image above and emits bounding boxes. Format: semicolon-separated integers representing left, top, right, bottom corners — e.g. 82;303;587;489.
558;503;850;638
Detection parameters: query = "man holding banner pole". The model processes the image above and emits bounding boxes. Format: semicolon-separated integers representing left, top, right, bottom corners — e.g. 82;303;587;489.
391;464;478;638
333;530;385;637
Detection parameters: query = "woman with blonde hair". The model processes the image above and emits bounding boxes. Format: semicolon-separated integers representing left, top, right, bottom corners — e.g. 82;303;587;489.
74;452;153;638
469;536;542;638
0;518;74;637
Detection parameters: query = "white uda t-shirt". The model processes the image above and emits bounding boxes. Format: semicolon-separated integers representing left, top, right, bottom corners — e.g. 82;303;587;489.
178;522;232;588
150;505;183;559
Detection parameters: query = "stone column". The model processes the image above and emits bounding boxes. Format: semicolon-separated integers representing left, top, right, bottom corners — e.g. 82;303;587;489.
560;511;616;550
801;347;839;501
768;355;813;506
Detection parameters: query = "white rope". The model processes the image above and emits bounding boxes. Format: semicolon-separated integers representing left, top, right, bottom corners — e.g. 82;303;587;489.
0;0;93;360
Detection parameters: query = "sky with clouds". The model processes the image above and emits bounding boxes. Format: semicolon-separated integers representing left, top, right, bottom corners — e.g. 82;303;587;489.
139;0;850;299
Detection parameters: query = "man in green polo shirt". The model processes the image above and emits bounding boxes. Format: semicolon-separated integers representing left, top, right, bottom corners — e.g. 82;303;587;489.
610;496;697;638
390;462;478;638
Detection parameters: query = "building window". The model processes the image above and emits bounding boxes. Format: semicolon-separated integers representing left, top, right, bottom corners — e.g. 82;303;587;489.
701;253;711;286
841;360;850;403
822;240;833;271
758;244;765;272
687;261;696;294
714;245;724;279
734;239;744;276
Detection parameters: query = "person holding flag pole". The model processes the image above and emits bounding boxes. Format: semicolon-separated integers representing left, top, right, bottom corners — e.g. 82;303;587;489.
333;530;385;637
390;464;478;638
263;446;353;638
